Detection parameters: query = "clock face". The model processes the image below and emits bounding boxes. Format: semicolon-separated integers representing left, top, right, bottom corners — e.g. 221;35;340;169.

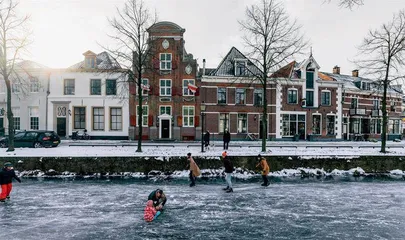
162;39;169;49
185;64;192;75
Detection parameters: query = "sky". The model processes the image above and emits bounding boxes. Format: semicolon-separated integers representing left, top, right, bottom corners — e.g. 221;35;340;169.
19;0;404;75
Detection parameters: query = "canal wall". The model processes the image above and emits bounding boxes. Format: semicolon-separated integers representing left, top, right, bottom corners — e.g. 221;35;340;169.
2;156;405;176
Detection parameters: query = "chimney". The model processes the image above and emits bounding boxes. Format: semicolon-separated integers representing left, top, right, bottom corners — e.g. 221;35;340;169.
333;66;340;75
352;69;359;77
203;59;206;75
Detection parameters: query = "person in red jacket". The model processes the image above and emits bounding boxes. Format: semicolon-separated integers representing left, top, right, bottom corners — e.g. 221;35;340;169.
144;200;161;222
0;162;21;202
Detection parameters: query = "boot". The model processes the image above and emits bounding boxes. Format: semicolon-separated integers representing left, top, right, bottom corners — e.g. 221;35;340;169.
6;196;10;199
222;186;229;191
226;188;233;193
189;183;195;187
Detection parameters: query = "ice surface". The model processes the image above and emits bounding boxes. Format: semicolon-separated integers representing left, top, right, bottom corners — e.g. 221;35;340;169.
1;179;405;239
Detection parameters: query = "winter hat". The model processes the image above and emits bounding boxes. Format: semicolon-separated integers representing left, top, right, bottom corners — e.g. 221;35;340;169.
187;152;192;157
222;151;227;158
4;162;12;167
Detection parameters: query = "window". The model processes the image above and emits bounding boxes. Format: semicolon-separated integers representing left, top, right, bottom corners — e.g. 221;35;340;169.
110;107;122;130
29;107;39;130
235;88;245;105
92;107;104;131
12;82;20;93
217;88;226;104
85;57;96;69
182;106;194;127
74;107;86;129
237;114;247;133
350;118;360;134
287;89;298;104
235;61;246;76
361;82;371;90
160;53;172;70
306;71;314;89
306;91;314;107
326;115;335;135
254;89;263;106
312;115;321;135
160;106;172;115
219;113;229;133
160;79;171;96
106;79;117;95
183;79;195;96
138;78;149;96
30;77;39;92
282;114;306;137
90;79;101;95
136;105;148;127
350;98;358;108
12;107;20;130
64;79;75;95
321;91;331;105
372;99;380;110
370;119;381;134
388;119;400;134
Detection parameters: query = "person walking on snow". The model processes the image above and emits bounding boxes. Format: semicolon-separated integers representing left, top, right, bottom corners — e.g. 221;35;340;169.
203;130;210;148
187;153;201;187
0;162;21;202
223;129;230;150
256;154;270;186
222;151;234;193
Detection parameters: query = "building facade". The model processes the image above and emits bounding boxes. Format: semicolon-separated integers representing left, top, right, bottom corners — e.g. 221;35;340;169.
129;21;198;141
0;61;50;135
48;51;129;139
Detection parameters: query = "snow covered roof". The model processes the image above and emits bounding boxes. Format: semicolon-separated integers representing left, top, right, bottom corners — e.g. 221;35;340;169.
68;51;122;70
15;60;49;69
209;47;262;77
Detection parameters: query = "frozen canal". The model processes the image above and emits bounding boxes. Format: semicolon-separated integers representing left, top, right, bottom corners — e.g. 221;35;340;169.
1;178;405;240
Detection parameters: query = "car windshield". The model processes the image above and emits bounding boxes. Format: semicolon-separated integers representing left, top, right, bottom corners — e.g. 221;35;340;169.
14;132;25;138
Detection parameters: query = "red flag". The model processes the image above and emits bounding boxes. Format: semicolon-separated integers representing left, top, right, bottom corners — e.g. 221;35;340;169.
187;83;197;93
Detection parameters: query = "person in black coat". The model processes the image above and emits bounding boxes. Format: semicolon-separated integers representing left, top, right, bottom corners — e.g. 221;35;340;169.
0;162;21;202
222;151;234;193
203;130;210;148
223;129;231;150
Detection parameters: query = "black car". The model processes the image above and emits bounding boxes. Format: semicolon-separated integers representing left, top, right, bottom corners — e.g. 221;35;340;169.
0;130;61;148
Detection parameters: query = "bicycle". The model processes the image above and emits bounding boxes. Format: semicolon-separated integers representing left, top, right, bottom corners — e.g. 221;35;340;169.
245;133;258;141
72;129;90;140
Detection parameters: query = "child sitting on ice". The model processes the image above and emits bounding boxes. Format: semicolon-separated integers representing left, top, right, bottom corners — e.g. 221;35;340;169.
144;200;161;222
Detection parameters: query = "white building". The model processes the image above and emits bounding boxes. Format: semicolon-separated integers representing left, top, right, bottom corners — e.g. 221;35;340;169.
0;61;50;136
48;51;129;139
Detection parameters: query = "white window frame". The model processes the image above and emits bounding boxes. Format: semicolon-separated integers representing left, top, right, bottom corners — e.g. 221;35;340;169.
12;82;20;93
136;105;148;127
92;107;105;131
110;107;123;131
159;105;172;115
217;87;227;104
137;78;149;96
183;79;195;96
64;79;75;95
29;107;40;130
321;90;331;106
235;60;247;76
372;99;380;110
160;79;172;96
235;88;246;105
219;113;230;133
182;106;194;127
90;79;102;95
287;88;298;104
351;97;358;108
237;113;247;133
326;114;335;135
12;107;20;130
160;53;172;70
254;89;263;106
30;77;39;93
312;114;321;135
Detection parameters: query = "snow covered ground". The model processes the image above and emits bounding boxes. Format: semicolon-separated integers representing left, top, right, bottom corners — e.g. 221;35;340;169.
1;179;405;239
1;139;405;157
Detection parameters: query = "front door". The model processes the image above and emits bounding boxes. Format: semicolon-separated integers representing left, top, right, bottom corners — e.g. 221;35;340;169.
57;118;66;137
161;119;170;138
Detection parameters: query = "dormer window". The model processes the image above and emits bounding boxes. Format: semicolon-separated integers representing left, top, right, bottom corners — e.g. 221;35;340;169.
234;59;247;76
361;82;370;90
83;50;97;69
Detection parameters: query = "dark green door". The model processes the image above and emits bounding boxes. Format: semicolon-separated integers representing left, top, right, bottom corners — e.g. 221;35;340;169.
57;118;66;137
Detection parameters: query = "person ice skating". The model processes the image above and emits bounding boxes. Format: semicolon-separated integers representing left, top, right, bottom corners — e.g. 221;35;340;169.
256;154;270;186
0;162;21;202
223;129;231;150
203;130;210;148
222;151;234;193
187;153;201;187
148;189;167;210
144;200;161;222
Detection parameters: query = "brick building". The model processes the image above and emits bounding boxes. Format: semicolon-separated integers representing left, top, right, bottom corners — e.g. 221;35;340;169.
129;21;198;141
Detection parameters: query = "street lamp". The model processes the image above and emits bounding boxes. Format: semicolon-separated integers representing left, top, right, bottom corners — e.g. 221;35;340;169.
201;104;206;152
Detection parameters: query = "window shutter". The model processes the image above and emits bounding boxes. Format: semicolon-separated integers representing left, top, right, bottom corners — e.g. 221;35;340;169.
177;116;182;127
129;84;136;95
195;87;200;96
130;115;136;126
148;115;153;126
195;116;199;127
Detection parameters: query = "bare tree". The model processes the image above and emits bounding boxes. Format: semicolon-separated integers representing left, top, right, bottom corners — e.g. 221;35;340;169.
105;0;156;152
0;0;30;152
326;0;364;9
239;0;308;152
355;10;405;153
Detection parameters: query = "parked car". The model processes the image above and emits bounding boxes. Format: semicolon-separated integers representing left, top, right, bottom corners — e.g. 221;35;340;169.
0;130;61;148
